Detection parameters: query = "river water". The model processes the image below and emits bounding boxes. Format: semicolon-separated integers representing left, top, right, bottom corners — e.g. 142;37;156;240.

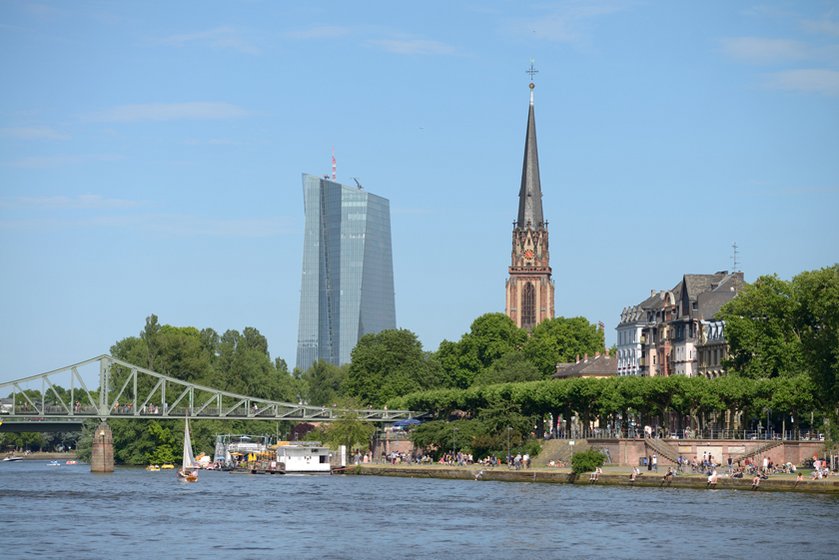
1;461;838;559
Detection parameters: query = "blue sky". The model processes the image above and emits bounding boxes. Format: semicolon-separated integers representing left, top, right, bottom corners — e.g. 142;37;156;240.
1;0;837;383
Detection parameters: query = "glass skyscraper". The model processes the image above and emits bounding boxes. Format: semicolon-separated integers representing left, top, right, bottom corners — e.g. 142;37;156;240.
296;173;396;372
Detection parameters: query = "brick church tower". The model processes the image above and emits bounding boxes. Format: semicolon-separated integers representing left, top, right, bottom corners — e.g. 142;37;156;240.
505;73;555;330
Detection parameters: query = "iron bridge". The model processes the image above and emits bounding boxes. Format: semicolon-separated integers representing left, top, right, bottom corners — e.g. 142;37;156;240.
0;355;418;432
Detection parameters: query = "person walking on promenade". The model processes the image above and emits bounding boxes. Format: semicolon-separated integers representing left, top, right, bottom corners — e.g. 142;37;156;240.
647;455;652;471
652;454;658;472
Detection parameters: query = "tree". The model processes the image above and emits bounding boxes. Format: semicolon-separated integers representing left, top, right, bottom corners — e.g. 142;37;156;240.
145;421;177;465
436;313;527;388
471;352;541;386
321;412;375;452
718;274;804;378
212;327;296;401
523;316;605;377
793;265;839;407
344;329;439;407
300;361;347;406
409;419;480;458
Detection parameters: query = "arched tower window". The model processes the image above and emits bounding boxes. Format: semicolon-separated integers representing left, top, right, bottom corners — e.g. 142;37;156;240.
522;282;536;329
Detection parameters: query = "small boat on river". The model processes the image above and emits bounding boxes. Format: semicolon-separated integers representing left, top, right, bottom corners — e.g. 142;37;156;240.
2;456;23;462
177;418;199;483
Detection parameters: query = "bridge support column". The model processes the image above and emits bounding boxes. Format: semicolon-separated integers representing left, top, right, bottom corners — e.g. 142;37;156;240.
91;422;114;473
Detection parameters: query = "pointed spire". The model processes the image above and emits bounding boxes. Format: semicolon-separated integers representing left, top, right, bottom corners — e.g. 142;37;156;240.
517;77;543;229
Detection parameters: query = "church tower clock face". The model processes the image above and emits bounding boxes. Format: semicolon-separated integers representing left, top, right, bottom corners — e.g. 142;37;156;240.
524;249;534;259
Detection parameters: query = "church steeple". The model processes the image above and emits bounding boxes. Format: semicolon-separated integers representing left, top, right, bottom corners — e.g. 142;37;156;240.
505;63;555;331
517;81;543;229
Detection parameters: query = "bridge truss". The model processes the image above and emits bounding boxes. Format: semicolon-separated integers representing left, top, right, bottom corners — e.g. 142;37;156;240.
0;355;416;430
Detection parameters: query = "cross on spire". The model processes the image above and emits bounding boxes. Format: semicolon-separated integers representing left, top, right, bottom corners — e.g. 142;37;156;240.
526;60;539;82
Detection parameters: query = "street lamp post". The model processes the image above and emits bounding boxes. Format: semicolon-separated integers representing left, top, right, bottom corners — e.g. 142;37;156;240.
451;427;458;463
507;427;512;468
767;409;771;440
99;429;106;472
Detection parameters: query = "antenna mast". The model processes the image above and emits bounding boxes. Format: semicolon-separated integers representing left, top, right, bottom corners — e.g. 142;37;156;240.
731;242;740;272
331;147;336;181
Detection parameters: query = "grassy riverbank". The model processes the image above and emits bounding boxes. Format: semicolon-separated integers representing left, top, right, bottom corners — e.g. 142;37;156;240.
346;463;839;494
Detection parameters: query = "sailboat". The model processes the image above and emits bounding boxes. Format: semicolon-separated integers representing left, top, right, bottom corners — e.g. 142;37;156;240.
177;417;199;482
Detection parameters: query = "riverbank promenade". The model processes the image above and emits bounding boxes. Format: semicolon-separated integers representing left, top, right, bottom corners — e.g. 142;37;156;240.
347;463;839;494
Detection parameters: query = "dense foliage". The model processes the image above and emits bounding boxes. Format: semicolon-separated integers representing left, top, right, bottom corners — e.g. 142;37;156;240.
344;329;444;406
719;264;839;407
50;315;302;464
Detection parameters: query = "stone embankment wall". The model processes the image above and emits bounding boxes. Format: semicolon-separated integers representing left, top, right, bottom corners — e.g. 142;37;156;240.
591;439;826;467
373;437;827;467
347;465;839;494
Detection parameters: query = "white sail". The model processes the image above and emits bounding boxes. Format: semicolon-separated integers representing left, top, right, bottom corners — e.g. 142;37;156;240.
182;418;196;470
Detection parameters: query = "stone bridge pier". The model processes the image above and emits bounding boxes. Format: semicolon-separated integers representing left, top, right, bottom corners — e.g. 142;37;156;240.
90;422;114;473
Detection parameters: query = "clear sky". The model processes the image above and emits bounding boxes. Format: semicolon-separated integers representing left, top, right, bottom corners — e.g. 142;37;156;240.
1;0;837;383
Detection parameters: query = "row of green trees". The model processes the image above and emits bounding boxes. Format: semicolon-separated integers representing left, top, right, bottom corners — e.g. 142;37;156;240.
389;374;821;457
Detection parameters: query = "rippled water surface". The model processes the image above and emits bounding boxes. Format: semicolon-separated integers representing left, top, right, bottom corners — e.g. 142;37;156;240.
2;461;838;559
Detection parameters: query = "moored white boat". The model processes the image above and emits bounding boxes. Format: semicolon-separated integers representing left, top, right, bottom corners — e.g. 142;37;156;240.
275;442;333;474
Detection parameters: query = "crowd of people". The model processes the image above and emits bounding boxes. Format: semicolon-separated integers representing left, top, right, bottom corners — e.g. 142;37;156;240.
367;446;833;490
